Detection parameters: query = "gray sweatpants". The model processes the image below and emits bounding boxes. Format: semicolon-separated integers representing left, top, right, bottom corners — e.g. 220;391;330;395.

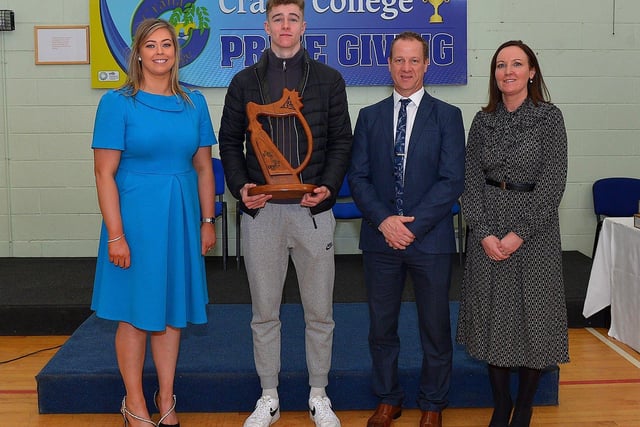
241;203;336;389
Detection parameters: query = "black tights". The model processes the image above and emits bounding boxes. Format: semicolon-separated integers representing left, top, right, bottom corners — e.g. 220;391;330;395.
487;365;512;427
487;365;541;427
511;366;541;427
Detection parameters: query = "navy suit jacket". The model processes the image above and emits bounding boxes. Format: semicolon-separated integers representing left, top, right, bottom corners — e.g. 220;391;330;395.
349;91;466;254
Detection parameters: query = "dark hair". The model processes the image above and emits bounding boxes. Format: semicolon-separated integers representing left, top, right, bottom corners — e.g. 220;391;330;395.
121;18;191;104
390;31;429;60
483;40;550;113
266;0;305;16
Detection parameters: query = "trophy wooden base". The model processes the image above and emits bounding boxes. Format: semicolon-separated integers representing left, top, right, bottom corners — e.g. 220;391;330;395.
248;183;317;200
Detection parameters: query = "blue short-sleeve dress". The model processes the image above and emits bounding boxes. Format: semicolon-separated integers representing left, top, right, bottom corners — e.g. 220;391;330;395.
91;88;216;332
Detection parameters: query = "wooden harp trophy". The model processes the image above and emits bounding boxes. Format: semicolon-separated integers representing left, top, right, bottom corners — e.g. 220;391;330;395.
246;89;316;200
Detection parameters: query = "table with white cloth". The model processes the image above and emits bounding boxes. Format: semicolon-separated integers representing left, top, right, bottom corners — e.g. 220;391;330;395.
583;217;640;352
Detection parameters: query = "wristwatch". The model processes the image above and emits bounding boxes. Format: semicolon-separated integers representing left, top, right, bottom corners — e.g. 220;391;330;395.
201;217;215;224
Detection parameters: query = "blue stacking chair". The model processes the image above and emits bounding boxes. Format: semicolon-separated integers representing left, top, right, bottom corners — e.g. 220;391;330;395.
332;175;363;220
211;158;229;270
592;177;640;257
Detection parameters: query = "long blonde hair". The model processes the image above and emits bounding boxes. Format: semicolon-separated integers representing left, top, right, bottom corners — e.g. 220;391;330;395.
120;18;191;104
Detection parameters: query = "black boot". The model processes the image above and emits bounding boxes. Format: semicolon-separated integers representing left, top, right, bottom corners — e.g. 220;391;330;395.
509;367;541;427
487;364;513;427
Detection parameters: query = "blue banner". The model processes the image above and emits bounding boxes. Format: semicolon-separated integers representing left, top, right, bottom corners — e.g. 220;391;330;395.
92;0;467;88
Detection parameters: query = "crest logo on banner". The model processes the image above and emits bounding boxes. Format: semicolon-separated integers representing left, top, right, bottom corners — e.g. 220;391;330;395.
90;0;467;88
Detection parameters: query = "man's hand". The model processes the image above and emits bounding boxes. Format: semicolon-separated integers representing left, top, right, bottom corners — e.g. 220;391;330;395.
301;185;331;207
378;215;416;250
241;183;272;209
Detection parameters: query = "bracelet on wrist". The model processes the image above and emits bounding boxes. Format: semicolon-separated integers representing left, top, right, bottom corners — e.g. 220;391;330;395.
107;233;124;244
201;217;215;224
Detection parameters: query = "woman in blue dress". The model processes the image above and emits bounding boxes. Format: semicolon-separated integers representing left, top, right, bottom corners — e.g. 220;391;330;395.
91;18;217;427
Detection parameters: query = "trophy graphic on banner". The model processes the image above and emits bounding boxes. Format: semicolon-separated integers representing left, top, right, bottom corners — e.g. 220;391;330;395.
246;89;317;200
423;0;450;23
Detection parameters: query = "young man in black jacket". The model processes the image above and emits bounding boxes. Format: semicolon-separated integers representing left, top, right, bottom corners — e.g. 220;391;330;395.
219;0;352;425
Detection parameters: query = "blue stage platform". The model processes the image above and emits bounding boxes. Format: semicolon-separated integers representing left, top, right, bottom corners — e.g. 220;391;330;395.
36;302;559;414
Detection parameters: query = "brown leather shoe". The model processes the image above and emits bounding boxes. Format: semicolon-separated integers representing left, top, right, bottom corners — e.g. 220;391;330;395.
419;410;442;427
367;403;402;427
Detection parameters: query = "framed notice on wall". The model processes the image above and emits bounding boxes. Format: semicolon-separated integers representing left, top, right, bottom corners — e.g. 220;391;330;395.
34;25;90;65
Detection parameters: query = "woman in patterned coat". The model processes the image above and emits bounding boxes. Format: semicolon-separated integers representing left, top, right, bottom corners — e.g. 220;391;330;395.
456;40;569;427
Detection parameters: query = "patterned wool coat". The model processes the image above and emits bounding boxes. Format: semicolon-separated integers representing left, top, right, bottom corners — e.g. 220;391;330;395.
456;99;570;369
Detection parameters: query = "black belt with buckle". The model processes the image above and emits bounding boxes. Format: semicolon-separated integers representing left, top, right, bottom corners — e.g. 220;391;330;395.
486;179;535;192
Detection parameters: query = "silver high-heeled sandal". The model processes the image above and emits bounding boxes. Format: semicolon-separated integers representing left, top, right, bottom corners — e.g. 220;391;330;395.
154;391;180;427
121;396;157;427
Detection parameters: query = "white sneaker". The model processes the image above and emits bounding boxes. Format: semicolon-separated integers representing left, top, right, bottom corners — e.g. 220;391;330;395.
243;396;280;427
309;396;341;427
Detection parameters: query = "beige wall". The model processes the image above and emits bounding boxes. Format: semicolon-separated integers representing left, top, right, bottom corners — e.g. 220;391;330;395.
1;0;639;257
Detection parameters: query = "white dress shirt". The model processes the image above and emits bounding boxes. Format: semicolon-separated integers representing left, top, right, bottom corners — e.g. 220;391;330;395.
393;89;425;175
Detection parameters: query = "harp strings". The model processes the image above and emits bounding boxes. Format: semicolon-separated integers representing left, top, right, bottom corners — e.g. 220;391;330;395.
271;114;298;168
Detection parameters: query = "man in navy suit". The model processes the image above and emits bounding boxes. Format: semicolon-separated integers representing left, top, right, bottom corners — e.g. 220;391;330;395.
349;32;465;427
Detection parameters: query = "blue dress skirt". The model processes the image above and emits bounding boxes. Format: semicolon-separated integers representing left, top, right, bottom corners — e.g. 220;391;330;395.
91;89;216;331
